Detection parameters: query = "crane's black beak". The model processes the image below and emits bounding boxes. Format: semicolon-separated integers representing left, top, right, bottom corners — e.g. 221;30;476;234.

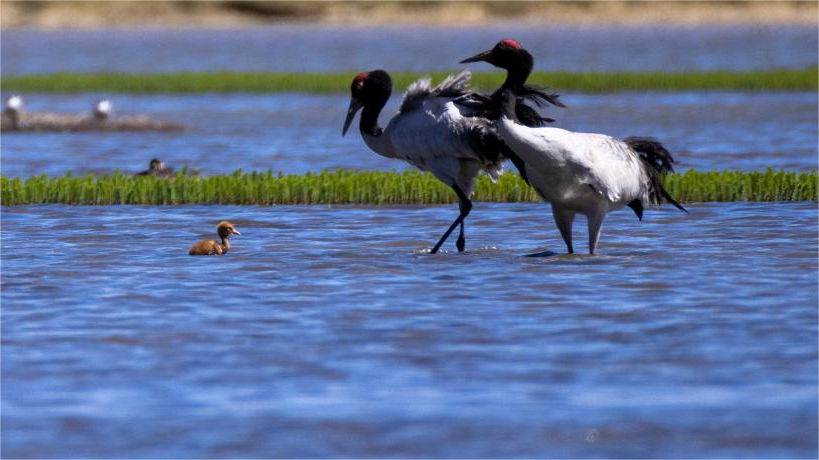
460;49;492;64
342;98;364;136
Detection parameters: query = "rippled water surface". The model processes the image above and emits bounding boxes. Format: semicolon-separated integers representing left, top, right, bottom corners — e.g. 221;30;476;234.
2;21;817;459
1;91;816;178
2;202;817;458
2;25;816;75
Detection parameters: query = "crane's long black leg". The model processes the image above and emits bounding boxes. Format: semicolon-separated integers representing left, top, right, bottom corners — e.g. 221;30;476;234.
431;185;472;254
457;221;466;252
456;195;472;252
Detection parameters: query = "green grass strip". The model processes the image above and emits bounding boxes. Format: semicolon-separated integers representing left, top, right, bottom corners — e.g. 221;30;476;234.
3;68;816;93
1;169;816;206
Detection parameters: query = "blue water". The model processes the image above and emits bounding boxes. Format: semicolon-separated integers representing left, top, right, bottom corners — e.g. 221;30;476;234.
1;91;816;178
2;25;816;75
2;202;817;458
2;23;818;459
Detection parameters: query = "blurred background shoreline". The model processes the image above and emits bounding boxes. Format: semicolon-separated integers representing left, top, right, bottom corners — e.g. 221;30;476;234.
2;0;817;29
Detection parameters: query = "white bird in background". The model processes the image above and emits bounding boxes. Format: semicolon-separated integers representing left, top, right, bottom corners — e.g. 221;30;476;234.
342;69;511;254
494;88;688;255
4;95;24;129
93;99;113;121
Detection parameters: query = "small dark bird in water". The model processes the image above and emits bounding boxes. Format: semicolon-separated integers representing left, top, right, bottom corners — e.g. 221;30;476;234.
189;221;241;256
135;158;174;177
4;95;23;130
93;99;113;121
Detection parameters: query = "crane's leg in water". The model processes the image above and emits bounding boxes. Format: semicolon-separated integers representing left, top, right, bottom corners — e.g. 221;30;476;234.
553;205;576;254
431;185;472;254
587;211;605;255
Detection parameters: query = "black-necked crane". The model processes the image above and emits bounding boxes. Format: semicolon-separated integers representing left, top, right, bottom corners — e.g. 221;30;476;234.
456;39;565;183
4;95;23;130
494;88;687;255
342;69;515;254
458;39;565;128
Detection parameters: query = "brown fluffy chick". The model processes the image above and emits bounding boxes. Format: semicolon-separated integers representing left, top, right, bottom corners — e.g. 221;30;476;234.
189;221;240;256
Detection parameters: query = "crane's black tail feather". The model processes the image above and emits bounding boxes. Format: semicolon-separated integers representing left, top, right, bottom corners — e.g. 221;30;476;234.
644;170;688;215
625;137;676;173
626;137;688;215
627;199;644;221
659;184;688;213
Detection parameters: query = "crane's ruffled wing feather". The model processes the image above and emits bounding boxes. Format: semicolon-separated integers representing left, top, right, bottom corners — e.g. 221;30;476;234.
452;83;565;128
399;70;473;114
516;85;565;108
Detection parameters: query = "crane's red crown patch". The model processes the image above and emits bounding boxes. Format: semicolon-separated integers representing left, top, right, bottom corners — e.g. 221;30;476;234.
352;71;369;90
499;39;522;50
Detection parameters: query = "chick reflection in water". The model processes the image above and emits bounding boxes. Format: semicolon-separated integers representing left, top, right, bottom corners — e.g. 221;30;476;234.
189;221;241;256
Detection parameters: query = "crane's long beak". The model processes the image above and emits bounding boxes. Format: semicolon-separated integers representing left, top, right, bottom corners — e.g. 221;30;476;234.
460;49;492;64
342;98;364;137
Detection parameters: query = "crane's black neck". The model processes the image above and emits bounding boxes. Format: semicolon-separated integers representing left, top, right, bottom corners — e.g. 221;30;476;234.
360;103;385;137
498;89;519;121
487;50;534;117
500;50;534;92
357;70;392;137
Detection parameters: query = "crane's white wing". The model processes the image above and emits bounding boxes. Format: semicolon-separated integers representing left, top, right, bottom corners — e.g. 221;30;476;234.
498;120;644;204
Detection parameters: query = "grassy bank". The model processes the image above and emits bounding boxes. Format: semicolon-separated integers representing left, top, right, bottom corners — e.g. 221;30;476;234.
3;69;816;94
2;169;815;206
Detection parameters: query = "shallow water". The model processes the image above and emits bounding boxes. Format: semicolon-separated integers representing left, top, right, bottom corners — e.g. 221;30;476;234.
2;25;816;75
2;21;817;460
1;91;816;178
1;202;817;458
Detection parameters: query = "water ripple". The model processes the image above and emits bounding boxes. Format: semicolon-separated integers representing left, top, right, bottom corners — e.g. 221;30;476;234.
1;202;817;457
